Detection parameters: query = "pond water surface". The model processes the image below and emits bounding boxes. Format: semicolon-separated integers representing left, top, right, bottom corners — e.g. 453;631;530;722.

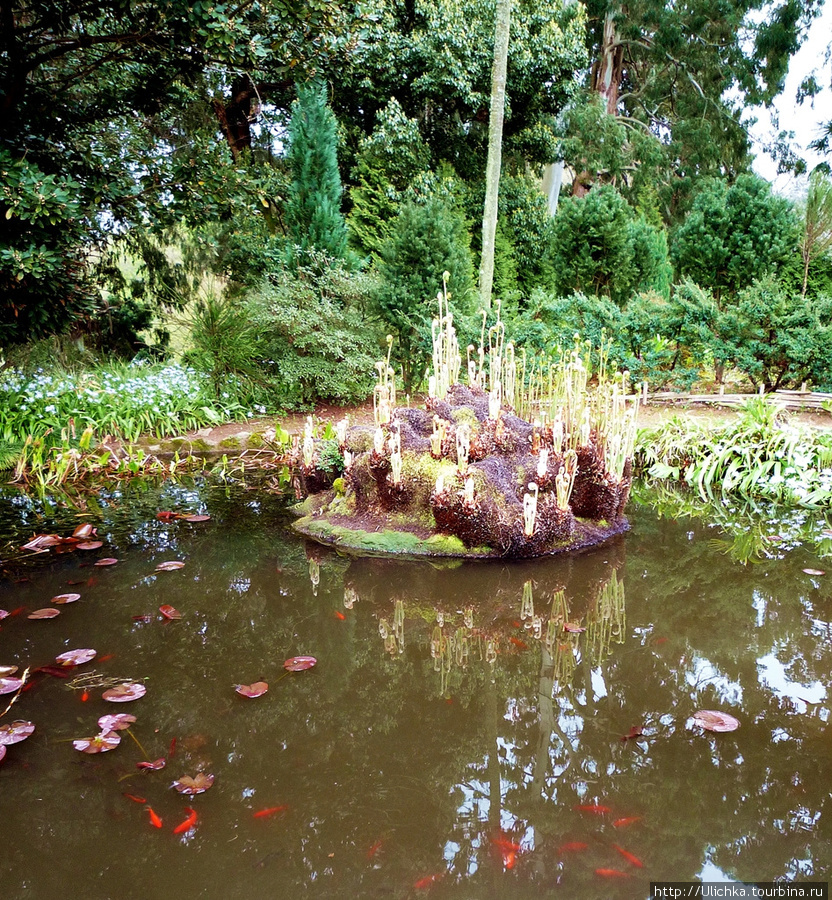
1;480;831;899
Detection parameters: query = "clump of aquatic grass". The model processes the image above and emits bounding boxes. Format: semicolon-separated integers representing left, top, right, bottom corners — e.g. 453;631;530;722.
637;397;832;508
585;570;626;664
429;273;462;401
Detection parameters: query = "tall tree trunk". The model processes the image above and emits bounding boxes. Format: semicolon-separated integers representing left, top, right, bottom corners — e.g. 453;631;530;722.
478;0;511;312
590;9;624;115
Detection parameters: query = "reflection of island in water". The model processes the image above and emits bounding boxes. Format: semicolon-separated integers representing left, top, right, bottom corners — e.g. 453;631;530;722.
330;544;627;696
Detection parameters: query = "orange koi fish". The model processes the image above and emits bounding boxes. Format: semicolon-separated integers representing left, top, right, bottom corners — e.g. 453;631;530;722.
413;872;445;890
98;653;115;663
81;691;89;702
123;793;147;804
509;637;528;649
559;841;589;852
574;803;611;815
173;807;198;834
613;816;642;828
334;611;346;620
146;806;163;828
253;805;288;819
596;868;631;879
366;839;383;859
613;844;643;868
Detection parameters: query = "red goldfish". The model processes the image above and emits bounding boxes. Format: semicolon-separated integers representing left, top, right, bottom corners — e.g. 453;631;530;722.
613;844;643;868
253;805;288;819
173;807;198;834
146;807;163;828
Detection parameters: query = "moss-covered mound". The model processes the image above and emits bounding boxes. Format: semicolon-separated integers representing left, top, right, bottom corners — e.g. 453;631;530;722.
292;384;632;559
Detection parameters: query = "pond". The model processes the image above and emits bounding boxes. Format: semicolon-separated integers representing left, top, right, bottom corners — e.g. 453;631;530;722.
1;479;830;898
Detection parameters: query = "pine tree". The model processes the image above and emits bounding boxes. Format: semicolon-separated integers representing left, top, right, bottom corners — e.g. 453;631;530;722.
285;84;348;262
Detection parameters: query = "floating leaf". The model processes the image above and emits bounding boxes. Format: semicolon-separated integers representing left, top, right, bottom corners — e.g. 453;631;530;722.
172;772;214;794
159;605;182;620
0;677;24;695
691;709;740;732
55;648;96;666
620;725;644;742
0;665;18;676
21;534;61;551
132;614;153;623
102;682;146;702
51;592;81;605
803;568;825;576
156;511;178;521
94;558;119;567
72;523;96;539
0;744;5;763
0;720;35;745
283;656;317;672
156;560;185;572
137;757;166;771
0;610;9;620
98;713;136;732
182;514;210;523
28;608;60;620
235;682;268;698
76;541;103;551
563;623;586;633
73;730;121;753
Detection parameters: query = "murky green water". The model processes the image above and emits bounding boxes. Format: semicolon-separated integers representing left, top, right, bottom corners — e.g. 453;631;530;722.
1;479;830;898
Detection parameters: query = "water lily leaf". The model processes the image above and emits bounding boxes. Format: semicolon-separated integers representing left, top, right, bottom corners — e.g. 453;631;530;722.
76;541;103;551
28;608;60;619
691;709;740;732
55;648;96;666
21;534;61;551
103;682;146;702
182;514;211;523
235;682;268;698
283;656;317;672
94;558;119;567
0;665;18;676
137;757;166;770
159;605;181;620
74;730;121;753
172;772;214;794
156;560;185;572
51;592;81;605
803;568;825;576
98;713;136;731
72;523;96;539
132;614;153;623
0;720;35;745
0;744;5;763
0;677;24;694
0;610;9;620
563;623;586;633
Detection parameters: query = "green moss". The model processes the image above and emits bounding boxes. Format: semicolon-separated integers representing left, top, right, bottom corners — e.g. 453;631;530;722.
190;438;212;452
219;436;241;449
247;432;265;448
333;476;346;496
452;407;479;428
424;533;467;554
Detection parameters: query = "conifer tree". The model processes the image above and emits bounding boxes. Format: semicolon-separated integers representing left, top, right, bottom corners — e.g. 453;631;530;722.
285;84;348;262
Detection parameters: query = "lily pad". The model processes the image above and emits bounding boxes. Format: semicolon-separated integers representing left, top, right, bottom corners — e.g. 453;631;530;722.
283;656;317;672
98;713;136;732
73;730;121;753
0;720;35;745
803;568;825;576
51;593;81;605
0;665;18;676
55;648;96;667
0;744;5;763
691;709;740;732
156;560;185;572
563;623;586;633
159;605;181;620
235;682;268;698
76;541;103;551
72;523;96;539
182;514;211;523
172;772;214;794
102;682;146;702
0;610;9;620
0;677;24;695
136;757;166;770
94;558;119;567
28;608;60;620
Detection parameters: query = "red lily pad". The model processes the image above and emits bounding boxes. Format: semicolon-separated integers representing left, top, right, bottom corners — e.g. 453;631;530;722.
98;713;136;732
0;665;18;676
0;744;5;763
136;757;166;771
0;720;35;745
159;605;181;620
0;610;9;620
156;560;185;572
132;614;153;623
283;656;317;672
76;541;103;551
94;558;119;567
691;710;740;732
182;514;211;523
51;592;81;605
72;523;96;539
172;772;214;794
73;730;121;753
564;623;586;633
0;677;24;695
28;608;60;619
803;568;825;576
21;534;61;551
55;648;97;666
102;682;146;702
156;510;178;520
235;681;268;698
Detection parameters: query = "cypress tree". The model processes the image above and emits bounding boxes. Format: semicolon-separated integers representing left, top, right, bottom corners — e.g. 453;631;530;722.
285;84;348;261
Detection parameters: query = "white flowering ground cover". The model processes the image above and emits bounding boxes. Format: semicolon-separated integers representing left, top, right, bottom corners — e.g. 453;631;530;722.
0;361;251;443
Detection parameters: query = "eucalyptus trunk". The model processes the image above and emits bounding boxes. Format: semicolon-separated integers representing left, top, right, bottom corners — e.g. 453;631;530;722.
479;0;512;312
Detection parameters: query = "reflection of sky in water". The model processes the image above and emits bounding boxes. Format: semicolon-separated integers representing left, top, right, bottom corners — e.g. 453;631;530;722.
686;656;744;704
756;653;827;714
590;667;607;700
697;857;737;883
